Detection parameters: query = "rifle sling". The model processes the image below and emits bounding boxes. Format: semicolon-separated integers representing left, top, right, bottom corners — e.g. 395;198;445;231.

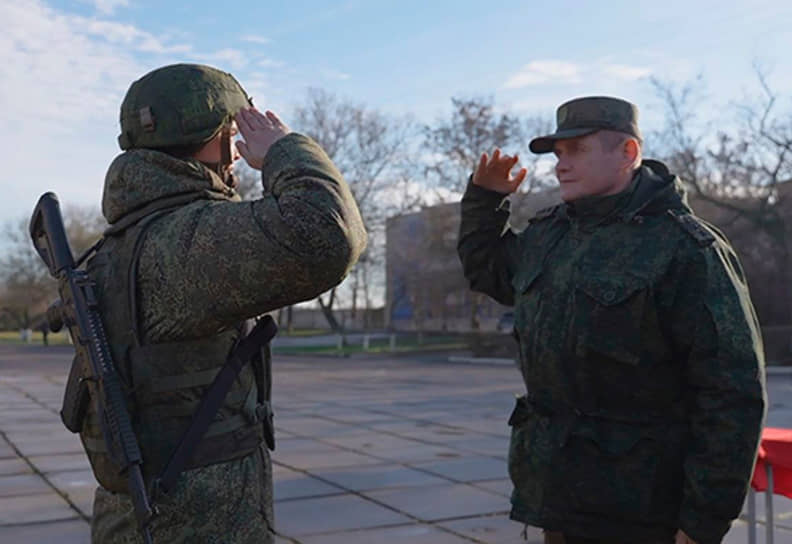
154;315;277;496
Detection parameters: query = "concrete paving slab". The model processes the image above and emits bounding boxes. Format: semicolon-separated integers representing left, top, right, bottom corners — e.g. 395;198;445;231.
298;523;473;543
438;515;544;544
740;490;792;529
28;453;91;473
724;518;792;543
0;422;66;436
319;432;424;451
273;466;346;501
367;420;460;434
276;418;369;438
273;493;412;536
47;470;97;492
442;435;510;458
9;435;84;456
369;444;464;463
0;492;78;524
0;473;51;497
312;463;452;491
7;347;792;542
0;439;15;460
0;519;90;543
364;483;509;522
276;448;383;471
272;437;339;454
320;413;404;426
471;478;512;498
0;412;58;427
0;457;30;475
410;456;507;482
58;486;94;518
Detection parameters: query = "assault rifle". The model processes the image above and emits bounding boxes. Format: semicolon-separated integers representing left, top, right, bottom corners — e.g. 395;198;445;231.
30;192;155;544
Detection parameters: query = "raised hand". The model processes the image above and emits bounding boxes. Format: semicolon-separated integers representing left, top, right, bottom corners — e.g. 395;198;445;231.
235;108;291;170
471;148;528;194
675;529;698;544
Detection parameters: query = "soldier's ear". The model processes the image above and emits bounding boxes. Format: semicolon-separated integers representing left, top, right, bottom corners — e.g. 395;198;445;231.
622;137;640;168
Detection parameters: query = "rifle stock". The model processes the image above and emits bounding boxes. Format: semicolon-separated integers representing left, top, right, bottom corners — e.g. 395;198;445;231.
30;193;155;544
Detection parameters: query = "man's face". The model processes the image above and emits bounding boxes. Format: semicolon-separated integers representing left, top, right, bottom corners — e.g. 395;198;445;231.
553;132;626;202
193;122;241;171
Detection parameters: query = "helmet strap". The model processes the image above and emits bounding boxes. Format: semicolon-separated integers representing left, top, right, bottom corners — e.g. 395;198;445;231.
219;125;237;188
201;125;237;189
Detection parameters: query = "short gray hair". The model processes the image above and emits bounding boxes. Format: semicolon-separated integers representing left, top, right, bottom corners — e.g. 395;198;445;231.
597;129;642;152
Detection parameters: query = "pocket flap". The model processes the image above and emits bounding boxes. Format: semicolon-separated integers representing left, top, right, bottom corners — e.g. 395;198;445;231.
577;275;645;306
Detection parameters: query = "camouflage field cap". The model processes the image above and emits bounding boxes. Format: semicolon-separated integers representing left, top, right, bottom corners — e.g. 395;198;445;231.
529;96;641;154
118;63;251;151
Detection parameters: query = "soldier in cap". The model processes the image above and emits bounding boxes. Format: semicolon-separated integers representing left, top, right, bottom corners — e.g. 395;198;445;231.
458;96;766;544
82;63;366;542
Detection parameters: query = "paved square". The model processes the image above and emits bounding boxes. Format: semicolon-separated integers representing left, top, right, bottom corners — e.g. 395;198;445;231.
2;345;792;542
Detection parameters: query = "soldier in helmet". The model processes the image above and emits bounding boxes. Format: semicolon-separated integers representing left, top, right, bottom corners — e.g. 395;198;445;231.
83;64;366;542
458;96;766;544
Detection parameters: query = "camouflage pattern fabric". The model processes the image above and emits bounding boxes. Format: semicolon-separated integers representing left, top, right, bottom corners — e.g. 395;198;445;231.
103;132;367;340
92;445;274;543
118;63;251;151
458;159;766;544
89;131;366;542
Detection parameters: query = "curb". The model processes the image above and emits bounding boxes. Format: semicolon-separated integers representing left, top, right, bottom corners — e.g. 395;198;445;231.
447;356;515;366
767;366;792;376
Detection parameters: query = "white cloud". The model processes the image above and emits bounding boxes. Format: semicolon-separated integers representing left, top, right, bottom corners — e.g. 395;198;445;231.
89;0;128;15
0;0;201;224
241;34;271;45
74;18;192;54
602;63;651;81
321;68;351;81
0;1;151;129
504;61;582;89
205;48;248;70
258;58;285;69
503;59;652;89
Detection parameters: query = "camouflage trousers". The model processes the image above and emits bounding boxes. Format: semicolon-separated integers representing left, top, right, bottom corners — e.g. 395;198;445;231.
91;445;274;543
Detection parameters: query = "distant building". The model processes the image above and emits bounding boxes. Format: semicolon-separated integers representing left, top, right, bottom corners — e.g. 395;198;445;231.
385;188;561;332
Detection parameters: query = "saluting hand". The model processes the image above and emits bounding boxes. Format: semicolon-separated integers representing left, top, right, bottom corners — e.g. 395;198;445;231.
472;148;527;194
235;108;291;171
675;529;698;544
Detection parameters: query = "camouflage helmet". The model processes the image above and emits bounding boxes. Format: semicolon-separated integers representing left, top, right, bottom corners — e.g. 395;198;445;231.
118;63;251;151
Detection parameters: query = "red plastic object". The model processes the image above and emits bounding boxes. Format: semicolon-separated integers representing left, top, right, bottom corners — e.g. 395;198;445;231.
751;427;792;499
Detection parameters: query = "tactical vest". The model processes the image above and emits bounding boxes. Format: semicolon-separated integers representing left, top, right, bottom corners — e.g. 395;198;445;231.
79;193;274;494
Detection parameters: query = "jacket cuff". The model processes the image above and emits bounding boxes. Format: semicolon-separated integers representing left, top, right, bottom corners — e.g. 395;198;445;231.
260;132;324;191
462;175;512;208
678;509;733;544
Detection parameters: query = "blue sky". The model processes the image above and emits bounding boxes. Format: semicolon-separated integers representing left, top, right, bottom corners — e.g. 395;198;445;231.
1;0;791;224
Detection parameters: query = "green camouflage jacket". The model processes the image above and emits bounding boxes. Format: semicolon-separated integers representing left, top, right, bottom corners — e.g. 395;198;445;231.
102;133;367;341
458;159;766;544
89;133;366;543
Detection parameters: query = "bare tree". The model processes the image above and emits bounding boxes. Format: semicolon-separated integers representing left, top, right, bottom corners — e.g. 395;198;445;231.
0;205;106;330
293;88;416;332
233;164;262;202
421;96;554;328
423;96;554;199
650;69;792;324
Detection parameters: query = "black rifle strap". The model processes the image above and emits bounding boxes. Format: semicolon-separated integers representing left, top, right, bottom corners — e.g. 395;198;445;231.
154;315;277;496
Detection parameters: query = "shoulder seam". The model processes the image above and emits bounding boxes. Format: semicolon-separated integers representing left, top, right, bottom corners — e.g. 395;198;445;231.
667;210;716;247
